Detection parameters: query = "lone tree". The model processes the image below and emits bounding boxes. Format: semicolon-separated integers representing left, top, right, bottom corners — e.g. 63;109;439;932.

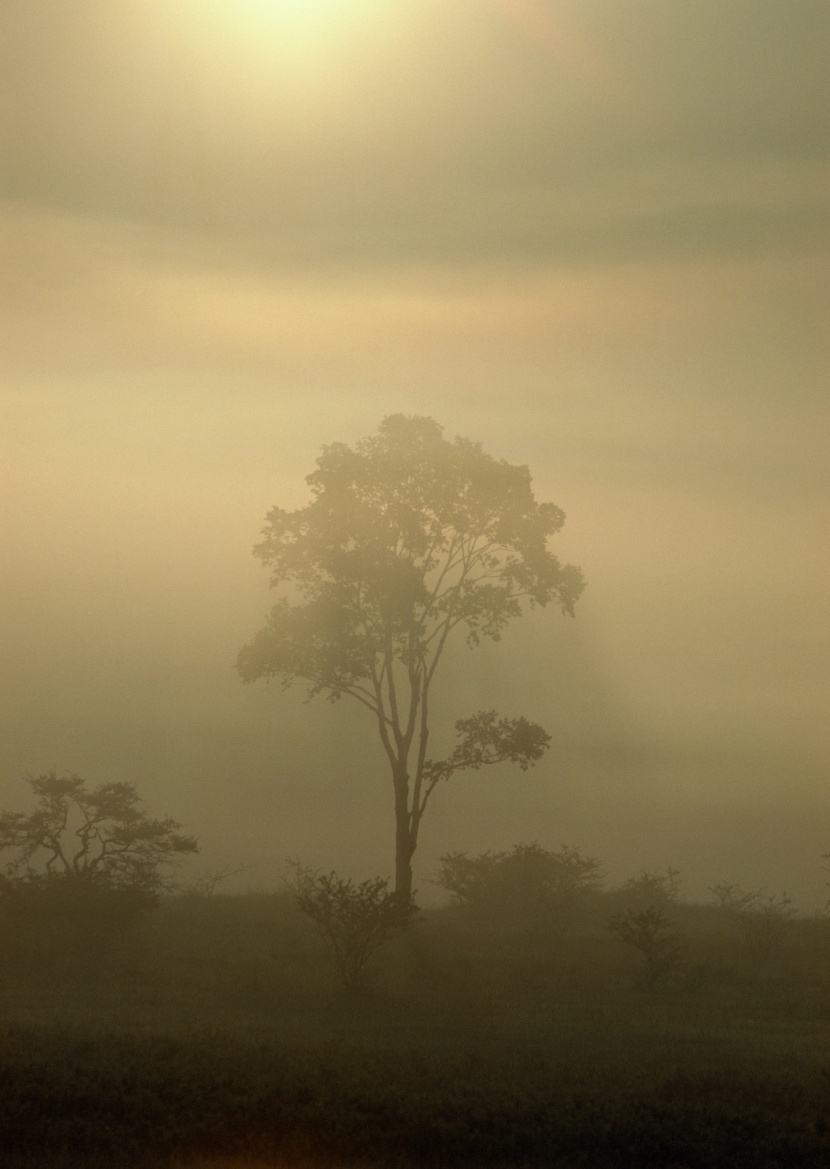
238;416;584;903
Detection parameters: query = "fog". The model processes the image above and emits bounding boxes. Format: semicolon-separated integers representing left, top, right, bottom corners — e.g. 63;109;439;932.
2;0;828;909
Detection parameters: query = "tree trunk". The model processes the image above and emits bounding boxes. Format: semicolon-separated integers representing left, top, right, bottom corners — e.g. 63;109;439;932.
393;769;415;906
395;846;414;907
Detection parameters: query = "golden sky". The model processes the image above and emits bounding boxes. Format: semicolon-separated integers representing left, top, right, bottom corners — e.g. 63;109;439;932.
2;0;828;902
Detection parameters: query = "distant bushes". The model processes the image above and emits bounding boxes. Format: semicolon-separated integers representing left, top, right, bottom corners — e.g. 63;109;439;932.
709;882;797;958
426;846;826;998
436;842;604;926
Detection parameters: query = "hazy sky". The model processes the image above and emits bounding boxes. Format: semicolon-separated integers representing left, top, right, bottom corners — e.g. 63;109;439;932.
2;0;828;905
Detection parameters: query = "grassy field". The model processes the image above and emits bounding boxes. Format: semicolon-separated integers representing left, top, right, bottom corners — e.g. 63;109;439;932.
1;890;829;1168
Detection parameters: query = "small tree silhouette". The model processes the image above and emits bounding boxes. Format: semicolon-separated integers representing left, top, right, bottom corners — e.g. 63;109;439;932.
609;906;683;988
288;862;417;992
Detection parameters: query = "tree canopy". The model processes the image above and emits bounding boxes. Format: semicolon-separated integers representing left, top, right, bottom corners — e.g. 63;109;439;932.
238;415;585;900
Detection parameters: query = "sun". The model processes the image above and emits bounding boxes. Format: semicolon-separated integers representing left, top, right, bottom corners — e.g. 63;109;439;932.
188;0;380;47
166;0;393;89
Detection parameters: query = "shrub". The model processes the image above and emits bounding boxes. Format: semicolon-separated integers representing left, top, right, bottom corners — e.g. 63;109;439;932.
287;863;417;992
608;906;684;988
436;842;603;926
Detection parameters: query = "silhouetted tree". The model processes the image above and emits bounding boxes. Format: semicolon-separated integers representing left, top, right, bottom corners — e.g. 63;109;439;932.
238;416;584;902
0;772;197;895
0;773;198;959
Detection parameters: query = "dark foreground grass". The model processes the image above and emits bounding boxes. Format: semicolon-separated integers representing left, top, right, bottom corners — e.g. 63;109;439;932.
1;1023;829;1169
2;893;829;1168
